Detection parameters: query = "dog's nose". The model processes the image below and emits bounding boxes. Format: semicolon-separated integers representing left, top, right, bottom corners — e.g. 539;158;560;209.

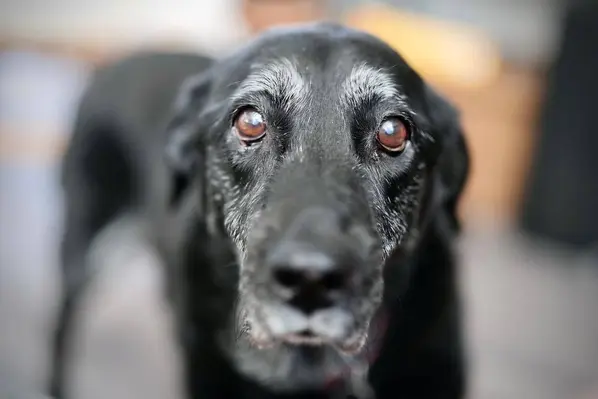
266;207;353;314
269;245;351;314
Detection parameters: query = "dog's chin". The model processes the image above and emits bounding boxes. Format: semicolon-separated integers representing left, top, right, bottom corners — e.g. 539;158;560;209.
232;327;371;393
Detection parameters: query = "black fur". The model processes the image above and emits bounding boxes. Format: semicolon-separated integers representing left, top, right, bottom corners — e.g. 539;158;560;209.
49;23;469;399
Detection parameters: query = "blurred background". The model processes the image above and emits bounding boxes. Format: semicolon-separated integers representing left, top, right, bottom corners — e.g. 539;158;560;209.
1;0;597;398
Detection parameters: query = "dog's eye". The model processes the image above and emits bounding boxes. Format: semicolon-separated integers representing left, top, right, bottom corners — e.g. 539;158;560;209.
234;108;266;142
376;117;409;152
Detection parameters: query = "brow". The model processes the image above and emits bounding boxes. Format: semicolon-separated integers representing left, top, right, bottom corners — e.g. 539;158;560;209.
232;58;307;109
341;64;404;107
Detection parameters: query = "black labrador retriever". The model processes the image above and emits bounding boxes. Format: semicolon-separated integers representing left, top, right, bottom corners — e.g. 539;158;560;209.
49;23;469;399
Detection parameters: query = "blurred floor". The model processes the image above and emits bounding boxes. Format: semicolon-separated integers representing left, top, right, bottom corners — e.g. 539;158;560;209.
1;49;598;399
461;229;598;399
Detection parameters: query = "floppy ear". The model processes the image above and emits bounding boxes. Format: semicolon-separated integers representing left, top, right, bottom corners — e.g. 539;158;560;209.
424;85;470;232
164;72;213;207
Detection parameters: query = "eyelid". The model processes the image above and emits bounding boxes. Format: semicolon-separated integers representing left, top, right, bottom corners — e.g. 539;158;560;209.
376;113;413;134
384;113;417;139
229;89;273;117
380;110;412;125
229;103;262;127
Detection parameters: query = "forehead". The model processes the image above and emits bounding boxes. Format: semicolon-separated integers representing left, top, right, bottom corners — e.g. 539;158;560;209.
226;24;418;101
245;24;404;71
234;58;403;111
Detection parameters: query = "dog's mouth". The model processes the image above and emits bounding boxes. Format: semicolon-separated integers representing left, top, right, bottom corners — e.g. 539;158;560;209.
247;327;341;348
235;293;388;361
283;329;324;345
279;329;366;352
244;315;373;357
234;305;388;394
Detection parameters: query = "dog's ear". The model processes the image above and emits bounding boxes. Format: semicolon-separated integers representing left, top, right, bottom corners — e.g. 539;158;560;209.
164;72;213;206
424;85;470;232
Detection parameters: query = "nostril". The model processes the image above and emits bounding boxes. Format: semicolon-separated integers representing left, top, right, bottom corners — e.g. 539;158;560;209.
271;264;351;314
321;270;348;291
273;268;305;289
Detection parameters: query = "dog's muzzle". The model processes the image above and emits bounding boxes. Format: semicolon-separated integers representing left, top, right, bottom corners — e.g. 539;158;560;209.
248;205;380;351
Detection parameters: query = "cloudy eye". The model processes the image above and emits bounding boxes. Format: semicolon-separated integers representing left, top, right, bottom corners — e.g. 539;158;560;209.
376;117;409;153
234;107;267;143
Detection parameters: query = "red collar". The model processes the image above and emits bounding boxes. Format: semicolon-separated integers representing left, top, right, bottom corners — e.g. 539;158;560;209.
323;307;390;395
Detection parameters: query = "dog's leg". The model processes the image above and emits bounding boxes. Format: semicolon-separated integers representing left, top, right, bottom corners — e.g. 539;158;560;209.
49;274;86;398
48;113;141;398
48;212;96;399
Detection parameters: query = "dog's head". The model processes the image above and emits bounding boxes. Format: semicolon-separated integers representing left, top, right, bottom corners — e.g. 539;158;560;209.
165;23;468;392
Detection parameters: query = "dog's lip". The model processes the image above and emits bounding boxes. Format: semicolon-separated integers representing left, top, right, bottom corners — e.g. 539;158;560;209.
334;328;369;355
247;332;276;349
248;327;369;354
280;330;328;346
247;330;329;348
246;306;370;352
337;334;366;354
279;331;370;356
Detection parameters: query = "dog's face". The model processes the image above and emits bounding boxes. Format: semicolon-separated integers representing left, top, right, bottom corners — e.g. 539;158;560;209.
166;23;467;391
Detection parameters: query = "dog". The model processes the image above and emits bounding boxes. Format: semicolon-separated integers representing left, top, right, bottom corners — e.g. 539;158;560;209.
49;22;469;399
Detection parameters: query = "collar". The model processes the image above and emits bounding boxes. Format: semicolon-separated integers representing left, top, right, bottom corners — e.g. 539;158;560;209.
323;307;390;397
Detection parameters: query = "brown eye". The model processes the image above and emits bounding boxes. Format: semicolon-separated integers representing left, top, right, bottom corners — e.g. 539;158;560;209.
376;117;409;152
234;108;266;142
